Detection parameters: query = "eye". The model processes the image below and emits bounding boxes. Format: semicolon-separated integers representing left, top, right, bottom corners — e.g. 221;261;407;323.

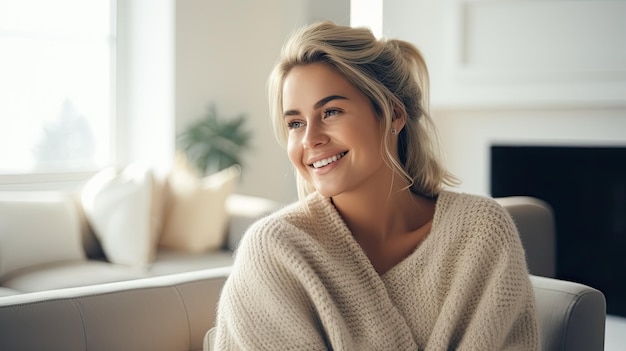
323;108;342;118
287;120;305;130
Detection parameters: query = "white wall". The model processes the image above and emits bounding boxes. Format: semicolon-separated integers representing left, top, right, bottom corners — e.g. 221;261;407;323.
175;0;350;203
116;0;175;175
383;0;626;196
120;0;626;201
435;106;626;194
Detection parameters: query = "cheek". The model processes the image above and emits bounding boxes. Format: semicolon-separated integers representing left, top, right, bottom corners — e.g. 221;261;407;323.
287;137;303;168
352;124;385;160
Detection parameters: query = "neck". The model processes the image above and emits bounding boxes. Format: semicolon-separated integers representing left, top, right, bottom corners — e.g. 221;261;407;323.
331;176;434;243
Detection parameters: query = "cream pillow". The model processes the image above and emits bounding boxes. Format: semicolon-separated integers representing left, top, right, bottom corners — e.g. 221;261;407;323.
81;165;163;267
0;191;86;279
161;164;240;252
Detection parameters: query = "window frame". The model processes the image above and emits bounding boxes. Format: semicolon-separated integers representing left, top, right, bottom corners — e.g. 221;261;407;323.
1;0;177;191
0;0;117;191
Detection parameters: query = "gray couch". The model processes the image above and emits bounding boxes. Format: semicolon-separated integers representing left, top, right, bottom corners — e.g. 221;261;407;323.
0;196;606;350
0;268;231;351
0;193;278;296
0;269;605;351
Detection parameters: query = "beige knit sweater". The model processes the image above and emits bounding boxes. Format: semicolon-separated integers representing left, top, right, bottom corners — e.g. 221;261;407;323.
212;190;539;350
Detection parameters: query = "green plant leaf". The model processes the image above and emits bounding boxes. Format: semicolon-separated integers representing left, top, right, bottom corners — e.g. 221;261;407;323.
177;103;252;175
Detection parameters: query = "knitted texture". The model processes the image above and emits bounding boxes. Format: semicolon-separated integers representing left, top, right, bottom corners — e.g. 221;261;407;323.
213;190;539;350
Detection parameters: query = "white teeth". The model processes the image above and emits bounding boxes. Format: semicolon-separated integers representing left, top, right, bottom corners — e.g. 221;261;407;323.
312;152;346;169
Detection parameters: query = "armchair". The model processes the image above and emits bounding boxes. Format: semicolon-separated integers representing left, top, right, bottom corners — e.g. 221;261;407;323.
499;196;606;350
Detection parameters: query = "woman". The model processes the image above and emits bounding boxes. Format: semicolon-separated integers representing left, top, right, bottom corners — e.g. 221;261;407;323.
211;21;539;350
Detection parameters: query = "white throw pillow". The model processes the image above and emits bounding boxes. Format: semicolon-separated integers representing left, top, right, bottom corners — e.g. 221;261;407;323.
161;164;240;252
81;165;163;267
0;191;86;279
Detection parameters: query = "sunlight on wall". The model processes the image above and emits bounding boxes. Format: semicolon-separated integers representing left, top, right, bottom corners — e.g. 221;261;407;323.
350;0;382;38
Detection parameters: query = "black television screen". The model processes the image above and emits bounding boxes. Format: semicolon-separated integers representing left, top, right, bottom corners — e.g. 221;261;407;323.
490;145;626;317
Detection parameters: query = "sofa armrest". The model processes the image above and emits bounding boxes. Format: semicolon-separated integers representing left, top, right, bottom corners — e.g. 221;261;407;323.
225;194;281;251
531;275;606;351
0;267;231;351
496;196;556;278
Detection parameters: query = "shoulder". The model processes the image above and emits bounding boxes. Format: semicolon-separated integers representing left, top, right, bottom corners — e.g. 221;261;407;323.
438;190;504;211
435;190;519;248
244;192;322;237
234;192;329;260
437;190;513;225
224;193;337;298
237;201;305;252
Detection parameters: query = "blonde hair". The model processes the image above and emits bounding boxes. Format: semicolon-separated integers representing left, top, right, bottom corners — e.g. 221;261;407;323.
268;21;458;199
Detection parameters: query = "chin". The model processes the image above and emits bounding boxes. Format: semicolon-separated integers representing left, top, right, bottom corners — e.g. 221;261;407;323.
313;185;342;199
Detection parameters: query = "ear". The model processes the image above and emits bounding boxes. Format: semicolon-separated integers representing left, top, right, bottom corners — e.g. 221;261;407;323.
392;104;407;133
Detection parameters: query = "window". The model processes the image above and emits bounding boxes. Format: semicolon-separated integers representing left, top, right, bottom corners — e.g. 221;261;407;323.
0;0;115;178
350;0;383;38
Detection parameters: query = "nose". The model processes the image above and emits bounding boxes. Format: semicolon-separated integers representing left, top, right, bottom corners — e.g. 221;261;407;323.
302;120;328;149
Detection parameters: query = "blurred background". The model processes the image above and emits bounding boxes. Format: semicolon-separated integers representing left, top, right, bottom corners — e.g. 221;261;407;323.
1;0;625;333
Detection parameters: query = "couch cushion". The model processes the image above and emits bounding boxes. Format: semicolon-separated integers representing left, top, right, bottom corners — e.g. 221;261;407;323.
161;163;240;252
2;260;148;293
0;191;86;281
81;165;164;268
148;249;234;276
0;287;20;297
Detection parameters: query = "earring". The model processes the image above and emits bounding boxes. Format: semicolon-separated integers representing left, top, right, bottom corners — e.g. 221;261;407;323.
391;128;397;134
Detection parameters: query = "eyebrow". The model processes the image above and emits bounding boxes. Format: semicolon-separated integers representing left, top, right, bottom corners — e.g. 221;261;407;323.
283;95;348;117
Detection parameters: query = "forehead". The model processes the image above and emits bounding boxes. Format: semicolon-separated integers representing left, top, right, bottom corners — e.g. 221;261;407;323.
282;63;358;107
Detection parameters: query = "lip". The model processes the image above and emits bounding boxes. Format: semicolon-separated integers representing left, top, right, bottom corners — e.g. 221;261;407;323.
309;155;346;177
306;151;348;168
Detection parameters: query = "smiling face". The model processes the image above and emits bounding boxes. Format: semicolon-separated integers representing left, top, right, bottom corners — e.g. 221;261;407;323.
282;63;394;198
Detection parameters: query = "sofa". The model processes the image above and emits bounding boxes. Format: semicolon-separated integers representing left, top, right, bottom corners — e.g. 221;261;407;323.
0;195;606;351
0;267;231;351
0;163;281;297
0;268;605;350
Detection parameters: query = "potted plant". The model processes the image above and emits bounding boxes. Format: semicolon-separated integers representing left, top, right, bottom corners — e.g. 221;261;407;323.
177;103;252;176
